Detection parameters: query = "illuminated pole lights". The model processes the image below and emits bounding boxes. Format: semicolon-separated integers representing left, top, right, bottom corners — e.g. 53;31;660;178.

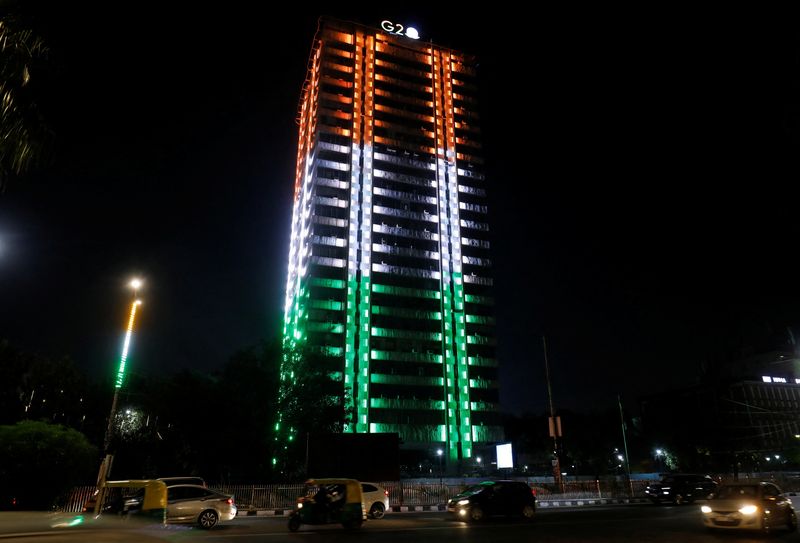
278;17;500;470
103;280;143;454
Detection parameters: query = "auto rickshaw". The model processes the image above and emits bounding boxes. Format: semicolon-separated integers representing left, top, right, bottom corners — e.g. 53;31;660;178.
93;480;167;524
288;478;366;531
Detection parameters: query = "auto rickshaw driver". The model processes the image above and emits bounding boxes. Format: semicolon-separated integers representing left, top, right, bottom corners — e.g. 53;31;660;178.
288;478;365;531
311;484;345;521
312;485;331;521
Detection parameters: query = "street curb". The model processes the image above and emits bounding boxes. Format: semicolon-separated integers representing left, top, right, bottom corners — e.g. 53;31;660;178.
238;509;290;516
235;499;650;517
538;498;650;507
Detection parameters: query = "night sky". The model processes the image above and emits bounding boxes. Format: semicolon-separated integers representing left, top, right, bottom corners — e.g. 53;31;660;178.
1;4;798;416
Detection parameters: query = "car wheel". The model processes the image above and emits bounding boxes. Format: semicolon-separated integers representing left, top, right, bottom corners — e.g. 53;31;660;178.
469;506;484;522
788;511;797;532
369;502;385;519
288;515;301;532
198;509;218;529
522;504;535;519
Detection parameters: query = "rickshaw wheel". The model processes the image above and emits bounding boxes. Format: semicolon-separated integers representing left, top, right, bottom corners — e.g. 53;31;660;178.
288;515;301;532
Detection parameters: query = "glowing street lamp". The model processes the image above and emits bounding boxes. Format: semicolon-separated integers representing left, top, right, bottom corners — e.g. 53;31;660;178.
654;448;665;472
130;278;142;293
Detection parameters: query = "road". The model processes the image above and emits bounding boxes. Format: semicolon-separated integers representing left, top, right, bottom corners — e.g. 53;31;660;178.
2;505;799;542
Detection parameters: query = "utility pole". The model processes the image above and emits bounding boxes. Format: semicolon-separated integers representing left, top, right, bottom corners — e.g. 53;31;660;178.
543;336;562;489
617;394;633;496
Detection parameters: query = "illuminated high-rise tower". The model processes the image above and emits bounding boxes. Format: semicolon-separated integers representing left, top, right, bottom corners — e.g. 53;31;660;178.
282;17;500;465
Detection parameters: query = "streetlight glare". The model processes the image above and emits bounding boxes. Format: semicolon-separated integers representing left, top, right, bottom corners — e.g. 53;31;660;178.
436;449;443;456
130;278;143;289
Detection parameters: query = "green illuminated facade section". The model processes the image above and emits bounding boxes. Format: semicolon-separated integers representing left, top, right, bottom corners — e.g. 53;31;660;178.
278;18;502;469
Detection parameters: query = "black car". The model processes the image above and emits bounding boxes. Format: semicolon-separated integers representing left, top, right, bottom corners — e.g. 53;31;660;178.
447;480;536;521
645;474;717;504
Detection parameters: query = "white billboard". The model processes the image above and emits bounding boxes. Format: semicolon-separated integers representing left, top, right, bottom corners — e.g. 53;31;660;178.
496;442;513;469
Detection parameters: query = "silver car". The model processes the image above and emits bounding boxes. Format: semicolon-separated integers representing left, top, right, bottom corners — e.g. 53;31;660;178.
166;484;236;529
701;481;797;532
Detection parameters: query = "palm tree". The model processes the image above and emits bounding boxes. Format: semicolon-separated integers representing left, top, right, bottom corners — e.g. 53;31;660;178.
0;13;50;192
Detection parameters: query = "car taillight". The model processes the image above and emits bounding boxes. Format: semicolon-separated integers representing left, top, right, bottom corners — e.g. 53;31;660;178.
384;490;389;496
531;488;537;497
226;498;234;505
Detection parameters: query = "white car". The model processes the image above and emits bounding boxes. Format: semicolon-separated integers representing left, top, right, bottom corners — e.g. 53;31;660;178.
166;484;236;529
361;482;389;519
701;482;797;532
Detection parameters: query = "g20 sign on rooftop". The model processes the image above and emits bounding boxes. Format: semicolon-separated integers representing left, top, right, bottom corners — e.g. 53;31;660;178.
380;20;420;40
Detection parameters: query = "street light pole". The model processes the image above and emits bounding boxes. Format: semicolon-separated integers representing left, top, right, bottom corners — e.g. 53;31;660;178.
617;394;633;496
101;279;143;467
436;449;443;486
543;336;562;489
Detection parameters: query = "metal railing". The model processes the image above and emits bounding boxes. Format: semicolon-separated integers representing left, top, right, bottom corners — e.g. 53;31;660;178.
60;473;800;513
59;479;651;513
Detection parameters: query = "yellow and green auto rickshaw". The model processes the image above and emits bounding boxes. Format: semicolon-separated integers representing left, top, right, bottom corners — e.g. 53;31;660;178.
288;478;366;531
93;480;167;524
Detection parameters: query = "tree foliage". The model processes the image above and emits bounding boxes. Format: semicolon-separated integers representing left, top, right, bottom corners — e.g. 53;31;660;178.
275;344;352;478
107;340;282;482
0;340;100;433
0;11;51;191
0;420;97;509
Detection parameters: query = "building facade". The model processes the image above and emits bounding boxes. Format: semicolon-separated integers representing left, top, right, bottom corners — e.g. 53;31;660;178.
281;18;501;465
641;349;800;471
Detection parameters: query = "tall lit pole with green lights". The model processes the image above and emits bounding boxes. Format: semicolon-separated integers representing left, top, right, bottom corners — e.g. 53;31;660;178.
102;279;143;456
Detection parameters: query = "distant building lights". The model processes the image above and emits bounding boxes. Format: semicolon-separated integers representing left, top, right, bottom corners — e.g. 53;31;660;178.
762;375;792;384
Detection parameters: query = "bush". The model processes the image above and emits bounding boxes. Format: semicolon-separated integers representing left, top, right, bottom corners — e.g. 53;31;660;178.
0;421;97;509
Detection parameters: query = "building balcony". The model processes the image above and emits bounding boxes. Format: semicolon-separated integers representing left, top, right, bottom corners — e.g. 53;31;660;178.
372;223;439;241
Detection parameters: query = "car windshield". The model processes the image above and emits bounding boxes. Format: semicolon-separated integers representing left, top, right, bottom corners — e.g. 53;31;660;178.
461;484;491;496
716;485;758;499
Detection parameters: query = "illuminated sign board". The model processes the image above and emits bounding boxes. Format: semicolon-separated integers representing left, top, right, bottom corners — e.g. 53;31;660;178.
496;443;514;469
761;376;799;384
380;20;420;40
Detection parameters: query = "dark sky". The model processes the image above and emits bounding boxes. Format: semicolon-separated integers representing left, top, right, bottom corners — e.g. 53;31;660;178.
1;3;799;416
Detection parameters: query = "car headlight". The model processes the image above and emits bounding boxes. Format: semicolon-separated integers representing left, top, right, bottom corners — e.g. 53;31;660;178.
457;499;470;506
739;505;758;515
297;502;303;509
701;505;712;514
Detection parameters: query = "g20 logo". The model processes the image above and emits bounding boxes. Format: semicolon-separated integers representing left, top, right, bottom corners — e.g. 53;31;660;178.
380;20;420;40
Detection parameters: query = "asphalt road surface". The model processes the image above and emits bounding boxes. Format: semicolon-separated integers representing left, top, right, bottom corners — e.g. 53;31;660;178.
2;505;800;542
